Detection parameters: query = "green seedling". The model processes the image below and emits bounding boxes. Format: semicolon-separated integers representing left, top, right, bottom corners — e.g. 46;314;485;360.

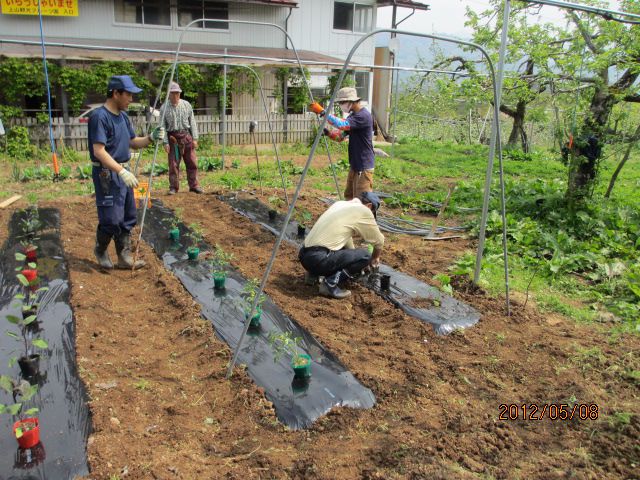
267;331;308;367
294;208;312;228
6;293;49;363
163;207;183;231
0;376;39;420
185;222;204;246
239;278;267;316
208;244;234;276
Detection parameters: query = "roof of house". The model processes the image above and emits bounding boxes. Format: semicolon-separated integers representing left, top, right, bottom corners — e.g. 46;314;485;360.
0;37;361;69
376;0;430;11
234;0;299;6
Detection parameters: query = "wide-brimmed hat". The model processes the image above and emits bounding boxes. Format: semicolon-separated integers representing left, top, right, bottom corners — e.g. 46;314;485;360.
107;75;142;94
335;87;360;103
169;81;182;93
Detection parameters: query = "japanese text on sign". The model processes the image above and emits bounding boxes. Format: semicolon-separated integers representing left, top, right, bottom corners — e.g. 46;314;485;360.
1;0;78;16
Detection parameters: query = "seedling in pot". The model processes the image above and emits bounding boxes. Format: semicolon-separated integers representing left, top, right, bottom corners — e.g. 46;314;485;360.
163;207;183;242
208;244;234;290
6;291;49;377
239;278;266;327
267;195;284;220
267;331;311;379
0;376;40;448
19;205;42;241
294;208;312;237
18;239;38;263
185;222;204;260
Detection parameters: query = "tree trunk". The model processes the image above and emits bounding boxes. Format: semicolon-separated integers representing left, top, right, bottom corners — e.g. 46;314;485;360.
505;99;529;152
566;86;611;200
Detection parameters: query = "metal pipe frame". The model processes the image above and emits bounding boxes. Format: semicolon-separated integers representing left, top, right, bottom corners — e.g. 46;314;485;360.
0;38;472;76
474;0;511;318
227;27;509;377
521;0;640;22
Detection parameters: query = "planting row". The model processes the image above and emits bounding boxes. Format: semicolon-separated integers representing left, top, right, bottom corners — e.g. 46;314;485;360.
0;207;89;477
142;201;376;429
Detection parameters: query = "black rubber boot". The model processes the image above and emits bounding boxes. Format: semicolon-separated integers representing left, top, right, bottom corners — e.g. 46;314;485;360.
94;228;113;269
114;231;146;270
318;271;351;299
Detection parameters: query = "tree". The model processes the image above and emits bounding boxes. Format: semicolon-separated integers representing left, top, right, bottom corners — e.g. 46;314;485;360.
557;0;640;200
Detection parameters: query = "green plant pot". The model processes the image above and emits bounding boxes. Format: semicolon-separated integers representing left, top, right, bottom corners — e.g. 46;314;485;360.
169;228;180;242
187;247;200;260
245;308;262;327
213;272;226;289
292;354;312;379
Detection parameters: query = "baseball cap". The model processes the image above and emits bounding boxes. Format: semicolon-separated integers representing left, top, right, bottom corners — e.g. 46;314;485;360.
107;75;142;94
169;81;182;93
359;191;381;218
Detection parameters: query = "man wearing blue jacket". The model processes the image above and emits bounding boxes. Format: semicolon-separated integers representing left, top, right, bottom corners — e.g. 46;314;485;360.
89;75;164;270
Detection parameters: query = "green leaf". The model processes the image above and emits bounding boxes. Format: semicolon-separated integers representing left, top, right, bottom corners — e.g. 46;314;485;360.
16;274;29;287
32;338;48;349
6;332;18;339
7;403;22;416
23;407;39;416
6;314;20;325
14;252;26;261
23;315;37;325
0;375;14;394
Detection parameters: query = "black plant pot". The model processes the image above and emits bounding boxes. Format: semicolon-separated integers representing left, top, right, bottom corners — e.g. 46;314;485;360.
268;209;277;221
380;274;391;291
297;225;306;238
18;354;40;378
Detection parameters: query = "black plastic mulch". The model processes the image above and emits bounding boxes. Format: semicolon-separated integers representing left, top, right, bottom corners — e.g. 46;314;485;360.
0;208;90;479
220;194;481;335
140;201;375;430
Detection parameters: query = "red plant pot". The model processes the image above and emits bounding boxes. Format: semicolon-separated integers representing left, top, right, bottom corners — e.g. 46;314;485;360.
13;418;40;449
25;249;37;262
22;269;38;284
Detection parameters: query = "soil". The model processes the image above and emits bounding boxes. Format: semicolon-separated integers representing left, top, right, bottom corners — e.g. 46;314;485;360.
2;189;638;479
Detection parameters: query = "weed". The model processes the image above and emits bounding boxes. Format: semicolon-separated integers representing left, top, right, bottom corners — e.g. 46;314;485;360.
133;379;150;390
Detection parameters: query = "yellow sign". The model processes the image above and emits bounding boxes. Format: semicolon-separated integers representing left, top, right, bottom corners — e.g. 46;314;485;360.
1;0;78;16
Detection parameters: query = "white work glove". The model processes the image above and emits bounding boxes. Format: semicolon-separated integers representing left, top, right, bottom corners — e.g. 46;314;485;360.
118;168;139;188
150;127;165;142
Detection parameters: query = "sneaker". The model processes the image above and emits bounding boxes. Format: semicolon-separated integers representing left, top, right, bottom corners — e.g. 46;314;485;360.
189;186;204;194
319;280;351;299
168;189;177;195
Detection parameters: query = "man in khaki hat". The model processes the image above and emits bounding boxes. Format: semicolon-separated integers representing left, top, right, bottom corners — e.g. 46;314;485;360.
309;87;375;200
162;81;202;194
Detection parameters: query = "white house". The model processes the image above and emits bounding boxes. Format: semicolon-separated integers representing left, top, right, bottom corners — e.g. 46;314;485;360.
0;0;429;138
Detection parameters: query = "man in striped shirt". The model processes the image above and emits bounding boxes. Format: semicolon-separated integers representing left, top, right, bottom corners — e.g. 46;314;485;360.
162;81;203;194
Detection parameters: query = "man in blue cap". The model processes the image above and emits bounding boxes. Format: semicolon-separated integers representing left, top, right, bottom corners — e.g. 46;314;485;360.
89;75;164;270
298;191;384;299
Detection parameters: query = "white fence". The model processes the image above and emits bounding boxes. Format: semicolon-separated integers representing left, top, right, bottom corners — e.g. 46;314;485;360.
9;114;316;151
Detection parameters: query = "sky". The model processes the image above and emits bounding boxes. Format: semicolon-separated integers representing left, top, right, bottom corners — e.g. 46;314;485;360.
376;0;623;38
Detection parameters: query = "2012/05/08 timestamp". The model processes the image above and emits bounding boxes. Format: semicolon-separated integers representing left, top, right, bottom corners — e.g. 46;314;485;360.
499;403;599;421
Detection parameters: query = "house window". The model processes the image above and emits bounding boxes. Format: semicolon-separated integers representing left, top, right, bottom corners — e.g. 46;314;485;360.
333;2;372;33
114;0;171;26
178;1;229;30
355;71;369;102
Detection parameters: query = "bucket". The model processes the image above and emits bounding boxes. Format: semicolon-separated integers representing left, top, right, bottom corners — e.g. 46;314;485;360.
292;354;312;379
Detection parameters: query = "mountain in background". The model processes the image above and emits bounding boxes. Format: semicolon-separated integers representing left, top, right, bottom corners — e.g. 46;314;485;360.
376;34;483;87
